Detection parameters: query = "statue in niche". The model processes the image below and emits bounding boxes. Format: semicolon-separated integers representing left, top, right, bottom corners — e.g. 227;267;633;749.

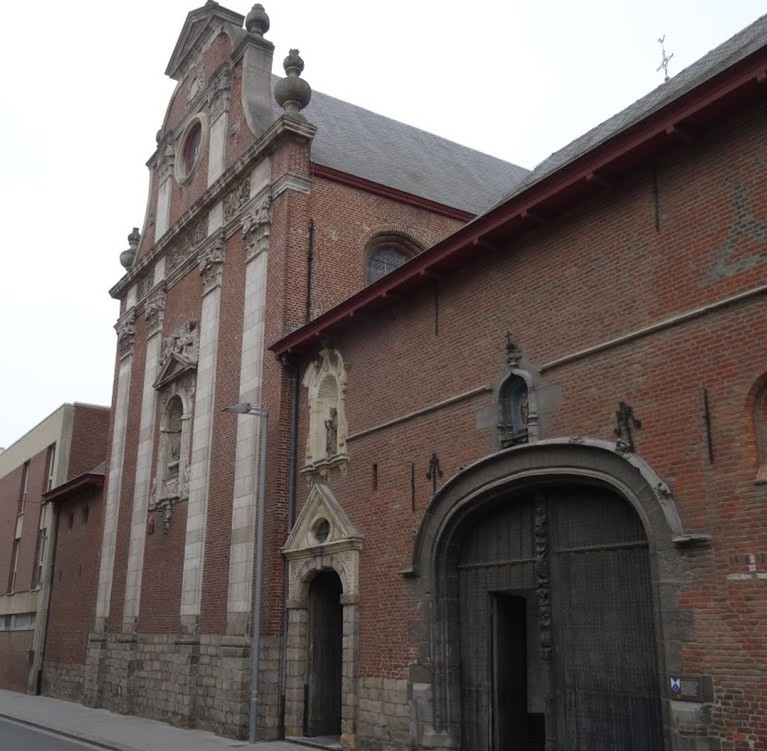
324;408;338;457
499;375;530;447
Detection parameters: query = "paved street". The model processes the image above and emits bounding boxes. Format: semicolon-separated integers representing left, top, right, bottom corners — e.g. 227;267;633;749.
0;717;107;751
0;689;301;751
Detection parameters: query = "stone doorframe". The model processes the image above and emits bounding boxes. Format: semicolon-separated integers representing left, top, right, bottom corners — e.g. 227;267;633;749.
405;437;712;751
282;484;363;751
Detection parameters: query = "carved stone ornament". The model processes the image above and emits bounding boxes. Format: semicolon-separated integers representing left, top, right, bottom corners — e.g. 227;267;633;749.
167;217;208;273
223;176;251;223
154;321;199;391
199;236;226;294
144;288;166;334
115;312;137;356
208;65;232;120
186;66;206;105
282;483;363;604
534;501;552;661
136;272;153;302
242;195;272;261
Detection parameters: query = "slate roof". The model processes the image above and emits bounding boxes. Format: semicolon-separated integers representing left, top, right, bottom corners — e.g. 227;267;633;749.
488;12;767;212
294;85;530;216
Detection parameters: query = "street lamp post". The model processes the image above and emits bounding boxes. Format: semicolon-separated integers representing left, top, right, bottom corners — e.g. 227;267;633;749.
222;402;268;744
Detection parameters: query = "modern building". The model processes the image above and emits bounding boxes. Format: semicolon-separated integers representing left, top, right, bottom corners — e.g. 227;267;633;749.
84;2;767;750
0;403;108;696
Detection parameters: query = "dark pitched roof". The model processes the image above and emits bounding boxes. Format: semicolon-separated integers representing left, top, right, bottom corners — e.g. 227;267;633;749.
296;86;529;215
270;12;767;358
488;12;767;212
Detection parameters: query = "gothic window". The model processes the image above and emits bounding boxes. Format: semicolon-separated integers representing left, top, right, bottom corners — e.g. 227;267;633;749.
365;233;421;285
367;246;410;284
302;348;349;476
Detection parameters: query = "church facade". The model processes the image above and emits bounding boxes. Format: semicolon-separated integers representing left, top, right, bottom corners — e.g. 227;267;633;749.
72;3;767;751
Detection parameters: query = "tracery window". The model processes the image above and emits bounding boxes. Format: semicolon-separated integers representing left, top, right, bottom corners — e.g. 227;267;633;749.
367;246;410;284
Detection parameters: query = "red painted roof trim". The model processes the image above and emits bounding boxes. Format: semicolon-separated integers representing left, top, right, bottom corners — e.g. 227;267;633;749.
312;164;475;222
273;49;767;358
43;471;105;503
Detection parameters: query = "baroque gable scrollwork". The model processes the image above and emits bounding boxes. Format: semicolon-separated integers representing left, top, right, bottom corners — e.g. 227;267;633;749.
242;195;272;261
198;236;226;295
158;320;199;372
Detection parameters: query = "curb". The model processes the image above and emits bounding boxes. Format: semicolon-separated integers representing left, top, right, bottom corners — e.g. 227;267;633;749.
0;711;133;751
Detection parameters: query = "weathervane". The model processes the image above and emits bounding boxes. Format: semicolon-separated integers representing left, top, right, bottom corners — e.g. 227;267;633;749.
657;35;674;82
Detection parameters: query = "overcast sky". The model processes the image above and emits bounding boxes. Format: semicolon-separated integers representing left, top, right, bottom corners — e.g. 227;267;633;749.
1;0;764;450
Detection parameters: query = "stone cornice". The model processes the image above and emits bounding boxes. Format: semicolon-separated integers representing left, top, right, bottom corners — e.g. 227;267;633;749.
112;115;317;301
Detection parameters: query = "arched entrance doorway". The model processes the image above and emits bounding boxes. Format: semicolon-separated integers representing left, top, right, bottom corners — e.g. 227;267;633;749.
307;570;343;738
409;439;690;751
457;484;662;750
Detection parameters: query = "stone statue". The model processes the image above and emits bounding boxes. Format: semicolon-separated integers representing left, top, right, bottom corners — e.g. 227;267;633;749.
324;408;338;457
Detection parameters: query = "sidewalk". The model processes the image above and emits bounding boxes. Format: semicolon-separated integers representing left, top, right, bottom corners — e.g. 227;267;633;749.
0;689;301;751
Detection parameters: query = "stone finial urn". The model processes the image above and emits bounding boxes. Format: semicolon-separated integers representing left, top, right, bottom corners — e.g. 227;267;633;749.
120;227;141;269
274;49;312;115
246;3;270;36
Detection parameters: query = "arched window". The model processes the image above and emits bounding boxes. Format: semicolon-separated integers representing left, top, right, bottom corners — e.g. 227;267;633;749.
498;374;530;447
367;246;410;284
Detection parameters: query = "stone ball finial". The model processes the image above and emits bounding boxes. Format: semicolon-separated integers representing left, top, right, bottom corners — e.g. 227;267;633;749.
274;49;312;116
120;228;141;269
246;4;270;36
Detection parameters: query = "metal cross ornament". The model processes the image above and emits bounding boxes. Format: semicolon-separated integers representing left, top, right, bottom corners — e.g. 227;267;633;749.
614;401;642;453
657;35;674;82
426;453;444;494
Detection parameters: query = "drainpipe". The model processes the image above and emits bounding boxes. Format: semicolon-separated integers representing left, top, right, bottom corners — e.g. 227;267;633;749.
29;501;59;695
278;356;299;734
306;219;314;323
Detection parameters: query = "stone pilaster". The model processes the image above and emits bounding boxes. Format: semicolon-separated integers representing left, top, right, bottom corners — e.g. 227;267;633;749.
95;317;135;631
123;290;166;629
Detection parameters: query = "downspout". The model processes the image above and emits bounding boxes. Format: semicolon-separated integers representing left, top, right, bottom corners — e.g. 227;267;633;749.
278;355;299;734
306;219;314;323
29;501;59;695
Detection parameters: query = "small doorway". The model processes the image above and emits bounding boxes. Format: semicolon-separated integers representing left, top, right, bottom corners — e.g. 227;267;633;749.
306;571;343;739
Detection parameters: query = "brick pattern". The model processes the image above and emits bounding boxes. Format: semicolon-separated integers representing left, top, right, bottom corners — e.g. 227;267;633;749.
288;103;767;750
357;678;410;751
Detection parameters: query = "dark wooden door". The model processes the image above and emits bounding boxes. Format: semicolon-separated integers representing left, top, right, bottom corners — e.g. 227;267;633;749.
307;571;343;737
457;486;663;751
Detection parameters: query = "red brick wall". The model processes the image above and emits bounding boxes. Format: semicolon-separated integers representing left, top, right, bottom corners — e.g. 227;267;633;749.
199;232;246;634
69;406;110;480
46;486;103;664
307;177;464;319
292;100;767;742
0;630;33;692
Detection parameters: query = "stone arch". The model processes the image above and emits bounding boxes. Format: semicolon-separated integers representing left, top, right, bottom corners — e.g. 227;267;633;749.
407;438;702;750
282;484;362;747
